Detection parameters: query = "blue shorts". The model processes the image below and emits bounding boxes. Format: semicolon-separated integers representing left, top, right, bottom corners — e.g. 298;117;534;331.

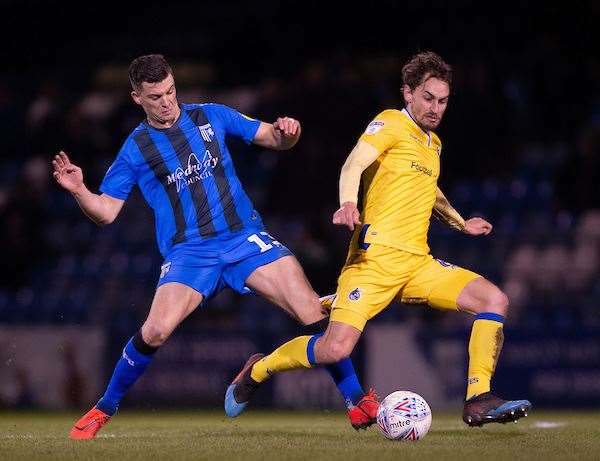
156;228;293;300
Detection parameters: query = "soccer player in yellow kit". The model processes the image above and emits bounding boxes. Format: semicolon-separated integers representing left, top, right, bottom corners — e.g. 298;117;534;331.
226;51;531;427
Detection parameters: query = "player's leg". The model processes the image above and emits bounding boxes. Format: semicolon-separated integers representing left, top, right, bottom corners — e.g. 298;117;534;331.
400;257;505;400
228;319;377;428
244;254;328;324
456;277;508;400
400;256;531;426
242;243;405;359
96;282;203;412
70;282;203;439
226;254;366;416
226;242;404;428
455;277;531;425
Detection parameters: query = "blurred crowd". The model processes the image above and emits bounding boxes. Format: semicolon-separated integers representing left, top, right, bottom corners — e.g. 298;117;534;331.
1;43;599;334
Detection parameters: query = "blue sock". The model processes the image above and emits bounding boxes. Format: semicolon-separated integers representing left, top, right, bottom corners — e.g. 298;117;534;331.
96;337;154;415
325;360;365;408
306;333;365;408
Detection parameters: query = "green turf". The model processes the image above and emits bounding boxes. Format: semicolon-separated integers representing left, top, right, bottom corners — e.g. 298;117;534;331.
1;410;599;460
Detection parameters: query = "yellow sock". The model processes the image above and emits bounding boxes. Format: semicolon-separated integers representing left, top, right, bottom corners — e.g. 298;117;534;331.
250;336;313;383
466;315;505;400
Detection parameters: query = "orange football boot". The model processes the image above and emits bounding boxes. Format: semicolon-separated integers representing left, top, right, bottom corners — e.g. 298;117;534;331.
69;406;111;440
347;389;380;430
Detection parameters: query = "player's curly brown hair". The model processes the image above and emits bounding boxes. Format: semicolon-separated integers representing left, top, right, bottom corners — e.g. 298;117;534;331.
129;54;173;91
402;51;452;90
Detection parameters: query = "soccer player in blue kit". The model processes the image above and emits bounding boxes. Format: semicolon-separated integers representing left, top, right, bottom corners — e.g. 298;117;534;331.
53;55;375;439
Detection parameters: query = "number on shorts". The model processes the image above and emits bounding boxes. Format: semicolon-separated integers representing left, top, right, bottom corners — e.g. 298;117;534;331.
247;233;274;253
260;231;281;246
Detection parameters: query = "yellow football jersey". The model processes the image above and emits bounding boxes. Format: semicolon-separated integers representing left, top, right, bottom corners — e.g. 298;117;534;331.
357;108;442;255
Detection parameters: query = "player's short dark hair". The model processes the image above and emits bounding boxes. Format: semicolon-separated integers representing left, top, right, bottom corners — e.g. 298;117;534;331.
402;51;452;90
129;54;173;91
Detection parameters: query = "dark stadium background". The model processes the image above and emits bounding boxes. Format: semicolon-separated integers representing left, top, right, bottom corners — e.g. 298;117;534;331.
1;1;599;412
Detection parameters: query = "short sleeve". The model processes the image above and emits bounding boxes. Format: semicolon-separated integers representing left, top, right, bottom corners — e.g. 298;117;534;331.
99;147;136;200
212;104;261;144
358;110;403;154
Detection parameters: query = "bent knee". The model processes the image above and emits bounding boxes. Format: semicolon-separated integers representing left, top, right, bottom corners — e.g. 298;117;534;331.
483;288;509;315
141;323;171;347
294;295;329;325
322;340;352;363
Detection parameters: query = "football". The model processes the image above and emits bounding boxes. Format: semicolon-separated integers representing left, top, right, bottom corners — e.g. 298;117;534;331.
376;391;432;441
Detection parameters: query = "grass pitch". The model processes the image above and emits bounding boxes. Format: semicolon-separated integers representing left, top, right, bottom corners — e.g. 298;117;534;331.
1;410;599;460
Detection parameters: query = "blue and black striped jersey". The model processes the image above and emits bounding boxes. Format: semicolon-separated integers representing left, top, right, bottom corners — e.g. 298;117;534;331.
100;103;262;256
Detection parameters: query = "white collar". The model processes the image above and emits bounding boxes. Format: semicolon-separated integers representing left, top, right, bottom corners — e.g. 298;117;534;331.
401;108;431;145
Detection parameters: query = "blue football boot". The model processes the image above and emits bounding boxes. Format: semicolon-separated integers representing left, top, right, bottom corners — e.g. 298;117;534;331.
224;353;264;418
463;392;532;426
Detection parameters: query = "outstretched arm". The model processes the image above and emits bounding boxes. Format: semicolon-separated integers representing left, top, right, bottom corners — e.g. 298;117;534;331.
253;117;301;150
433;187;492;235
332;140;381;231
52;151;124;226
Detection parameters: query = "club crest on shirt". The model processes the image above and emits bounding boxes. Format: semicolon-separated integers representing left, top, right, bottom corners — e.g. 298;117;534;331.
198;123;215;143
348;288;362;301
365;120;385;135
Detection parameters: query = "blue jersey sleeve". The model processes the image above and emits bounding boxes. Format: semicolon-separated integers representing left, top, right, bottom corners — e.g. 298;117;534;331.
212;104;261;144
100;145;136;200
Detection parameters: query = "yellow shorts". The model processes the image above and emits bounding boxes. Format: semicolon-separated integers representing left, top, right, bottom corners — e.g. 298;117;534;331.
329;243;481;331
